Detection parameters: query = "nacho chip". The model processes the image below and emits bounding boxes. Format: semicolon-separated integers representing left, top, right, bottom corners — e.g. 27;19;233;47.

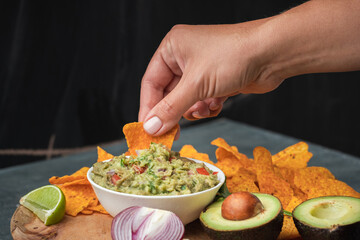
274;151;312;169
215;157;242;178
274;165;309;202
61;178;90;187
50;167;108;216
49;167;89;184
49;175;84;185
293;166;335;194
278;194;304;240
59;181;100;216
211;138;252;168
274;166;295;186
294;166;335;181
305;178;360;199
253;146;274;175
123;122;178;156
87;204;108;214
257;171;294;209
272;142;312;169
227;170;259;193
179;145;214;165
292;186;308;202
215;147;239;163
97;146;114;162
59;184;97;216
278;215;300;240
293;166;360;199
227;178;259;193
74;167;90;177
236;167;257;182
81;209;94;215
243;146;294;207
285;195;304;212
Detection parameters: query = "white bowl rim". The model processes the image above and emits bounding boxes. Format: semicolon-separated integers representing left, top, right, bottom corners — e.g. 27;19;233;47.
87;157;225;199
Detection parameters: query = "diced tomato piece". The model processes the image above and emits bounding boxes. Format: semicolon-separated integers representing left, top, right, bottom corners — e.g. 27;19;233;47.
213;172;218;175
196;167;209;175
133;165;147;174
111;174;121;185
169;156;175;162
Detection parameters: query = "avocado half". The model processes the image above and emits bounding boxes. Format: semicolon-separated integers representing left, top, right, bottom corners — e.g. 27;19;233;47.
292;196;360;240
200;193;283;240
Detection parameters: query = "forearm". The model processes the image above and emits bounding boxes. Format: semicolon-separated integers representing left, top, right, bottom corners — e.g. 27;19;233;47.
257;0;360;80
139;1;360;133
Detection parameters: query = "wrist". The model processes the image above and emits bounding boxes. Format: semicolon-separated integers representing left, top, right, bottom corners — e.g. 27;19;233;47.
256;0;360;80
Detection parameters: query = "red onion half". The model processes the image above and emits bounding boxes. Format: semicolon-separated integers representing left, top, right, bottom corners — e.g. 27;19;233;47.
111;206;185;240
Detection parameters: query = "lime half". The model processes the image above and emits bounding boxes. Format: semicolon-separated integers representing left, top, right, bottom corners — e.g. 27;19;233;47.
20;185;66;225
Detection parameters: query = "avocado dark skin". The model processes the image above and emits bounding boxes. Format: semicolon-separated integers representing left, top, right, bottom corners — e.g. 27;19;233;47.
293;218;360;240
200;208;283;240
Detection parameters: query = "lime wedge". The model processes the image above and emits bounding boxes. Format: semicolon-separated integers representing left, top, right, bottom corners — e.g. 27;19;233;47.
20;185;66;225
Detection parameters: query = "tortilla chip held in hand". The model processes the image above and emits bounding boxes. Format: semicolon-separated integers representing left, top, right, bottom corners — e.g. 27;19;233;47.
123;122;178;155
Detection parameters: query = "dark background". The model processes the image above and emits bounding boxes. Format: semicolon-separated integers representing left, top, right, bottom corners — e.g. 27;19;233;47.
1;0;359;168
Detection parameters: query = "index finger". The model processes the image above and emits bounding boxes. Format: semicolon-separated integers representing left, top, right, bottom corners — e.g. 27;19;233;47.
139;52;174;122
138;39;182;122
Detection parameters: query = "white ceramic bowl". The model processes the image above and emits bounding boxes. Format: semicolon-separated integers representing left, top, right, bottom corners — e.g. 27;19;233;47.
87;158;225;224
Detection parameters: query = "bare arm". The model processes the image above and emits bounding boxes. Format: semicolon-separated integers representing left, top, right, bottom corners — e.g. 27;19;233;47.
139;0;360;136
259;0;360;79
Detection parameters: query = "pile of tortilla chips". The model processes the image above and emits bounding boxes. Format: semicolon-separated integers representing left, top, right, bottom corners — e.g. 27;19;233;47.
49;167;106;216
180;138;360;240
48;147;114;216
49;122;178;217
49;121;360;240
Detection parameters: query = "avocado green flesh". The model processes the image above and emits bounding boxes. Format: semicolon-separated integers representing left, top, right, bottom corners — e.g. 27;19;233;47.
293;196;360;228
200;193;281;231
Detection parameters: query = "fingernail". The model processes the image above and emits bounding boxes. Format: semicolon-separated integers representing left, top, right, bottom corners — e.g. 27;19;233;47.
209;102;219;111
192;111;203;119
143;116;162;134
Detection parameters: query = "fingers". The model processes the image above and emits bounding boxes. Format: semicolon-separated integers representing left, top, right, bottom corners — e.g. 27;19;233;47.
189;101;210;120
183;97;228;120
143;74;199;136
138;36;182;122
139;55;173;122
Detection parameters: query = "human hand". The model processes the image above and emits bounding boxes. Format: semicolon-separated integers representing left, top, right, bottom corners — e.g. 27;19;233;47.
138;21;284;136
138;0;360;137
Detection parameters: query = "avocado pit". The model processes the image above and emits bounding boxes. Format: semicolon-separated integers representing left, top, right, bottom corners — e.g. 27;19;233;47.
221;192;264;220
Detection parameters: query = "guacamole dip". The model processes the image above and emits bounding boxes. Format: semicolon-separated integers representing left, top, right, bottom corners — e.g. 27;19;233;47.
91;143;219;196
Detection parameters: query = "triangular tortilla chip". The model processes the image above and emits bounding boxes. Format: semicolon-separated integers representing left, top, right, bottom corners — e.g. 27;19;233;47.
179;145;214;165
97;146;114;162
211;138;253;168
123;122;178;155
272;142;312;169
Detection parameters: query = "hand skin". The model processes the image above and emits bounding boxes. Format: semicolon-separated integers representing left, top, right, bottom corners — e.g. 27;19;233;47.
138;0;360;136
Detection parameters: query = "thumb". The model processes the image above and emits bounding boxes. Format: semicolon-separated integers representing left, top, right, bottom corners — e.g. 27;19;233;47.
143;79;199;136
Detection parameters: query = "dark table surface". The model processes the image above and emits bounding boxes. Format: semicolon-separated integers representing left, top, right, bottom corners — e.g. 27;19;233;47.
2;118;360;239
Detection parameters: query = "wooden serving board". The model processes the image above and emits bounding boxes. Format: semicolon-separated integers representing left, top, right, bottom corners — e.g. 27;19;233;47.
11;206;210;240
